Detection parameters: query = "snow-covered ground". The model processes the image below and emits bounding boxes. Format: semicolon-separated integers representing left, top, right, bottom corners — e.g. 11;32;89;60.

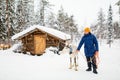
0;40;120;80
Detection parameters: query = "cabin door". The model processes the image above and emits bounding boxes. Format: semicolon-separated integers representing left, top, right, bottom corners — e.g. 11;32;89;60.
34;35;46;54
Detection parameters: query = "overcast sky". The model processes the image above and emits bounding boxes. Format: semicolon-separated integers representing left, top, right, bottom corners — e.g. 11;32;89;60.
35;0;119;28
49;0;118;26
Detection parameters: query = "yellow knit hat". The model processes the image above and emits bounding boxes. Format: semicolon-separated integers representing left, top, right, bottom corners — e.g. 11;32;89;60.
84;27;91;33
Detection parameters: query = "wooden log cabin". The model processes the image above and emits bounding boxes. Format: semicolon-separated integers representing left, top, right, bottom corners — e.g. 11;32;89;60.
12;25;71;56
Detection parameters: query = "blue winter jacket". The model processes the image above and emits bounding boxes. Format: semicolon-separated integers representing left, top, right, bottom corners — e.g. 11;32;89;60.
77;33;99;57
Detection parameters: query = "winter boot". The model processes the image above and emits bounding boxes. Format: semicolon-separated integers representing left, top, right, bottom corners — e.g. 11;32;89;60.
86;67;92;71
86;60;92;71
93;69;98;74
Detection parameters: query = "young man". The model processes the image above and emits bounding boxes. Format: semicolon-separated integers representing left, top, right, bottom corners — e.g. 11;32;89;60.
76;27;99;74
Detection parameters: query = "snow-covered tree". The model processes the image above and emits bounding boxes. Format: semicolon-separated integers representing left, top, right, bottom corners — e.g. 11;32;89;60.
39;0;51;26
116;0;120;27
97;8;106;39
107;5;114;47
15;0;25;33
0;0;16;42
0;18;6;40
68;15;78;35
26;0;35;26
113;22;120;39
46;12;57;29
6;0;16;42
91;8;106;39
67;15;78;42
91;24;97;37
56;6;78;36
56;6;66;31
0;0;6;40
34;12;41;25
15;0;35;33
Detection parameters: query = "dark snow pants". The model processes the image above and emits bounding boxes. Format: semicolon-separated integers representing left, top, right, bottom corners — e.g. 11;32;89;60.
86;56;97;69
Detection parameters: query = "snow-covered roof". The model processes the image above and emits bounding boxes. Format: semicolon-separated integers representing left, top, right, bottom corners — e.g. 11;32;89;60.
12;25;71;40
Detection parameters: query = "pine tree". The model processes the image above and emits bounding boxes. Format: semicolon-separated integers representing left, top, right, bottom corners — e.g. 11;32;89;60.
26;0;35;26
68;15;78;42
68;15;78;35
6;0;16;37
15;0;35;33
91;8;106;39
22;0;30;28
97;8;106;39
15;0;25;33
46;12;57;29
56;6;65;31
116;0;120;27
0;18;6;41
0;0;6;41
0;0;16;42
107;5;113;47
90;24;97;37
56;7;78;35
56;6;72;32
34;12;41;25
39;0;51;26
113;22;120;39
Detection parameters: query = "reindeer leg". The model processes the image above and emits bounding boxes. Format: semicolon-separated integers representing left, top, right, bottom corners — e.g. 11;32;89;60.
76;55;79;67
69;57;73;69
74;57;78;71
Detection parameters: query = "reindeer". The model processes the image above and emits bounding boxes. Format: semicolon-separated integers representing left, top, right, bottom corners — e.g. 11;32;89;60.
60;41;79;71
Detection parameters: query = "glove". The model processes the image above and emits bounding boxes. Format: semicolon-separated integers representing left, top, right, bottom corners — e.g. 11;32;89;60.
76;50;79;53
70;52;78;58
